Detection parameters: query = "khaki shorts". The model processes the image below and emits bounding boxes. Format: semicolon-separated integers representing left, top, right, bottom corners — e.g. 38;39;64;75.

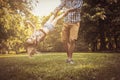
62;22;80;42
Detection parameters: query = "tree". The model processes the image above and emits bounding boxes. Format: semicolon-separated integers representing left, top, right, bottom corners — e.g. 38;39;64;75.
0;0;40;53
76;0;120;52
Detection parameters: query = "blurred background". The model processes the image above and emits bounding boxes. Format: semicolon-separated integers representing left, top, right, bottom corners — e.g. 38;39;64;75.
0;0;120;54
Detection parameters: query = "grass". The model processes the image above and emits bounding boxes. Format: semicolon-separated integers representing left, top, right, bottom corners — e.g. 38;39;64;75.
0;52;120;80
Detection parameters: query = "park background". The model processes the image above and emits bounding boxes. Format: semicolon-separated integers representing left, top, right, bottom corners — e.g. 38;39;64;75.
0;0;120;54
0;0;120;80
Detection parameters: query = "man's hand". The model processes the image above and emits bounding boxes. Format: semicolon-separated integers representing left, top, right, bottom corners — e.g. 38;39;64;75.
63;8;75;16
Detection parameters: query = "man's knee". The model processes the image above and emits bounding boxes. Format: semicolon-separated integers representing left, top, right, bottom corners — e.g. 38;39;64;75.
69;39;76;44
62;39;76;44
62;40;68;44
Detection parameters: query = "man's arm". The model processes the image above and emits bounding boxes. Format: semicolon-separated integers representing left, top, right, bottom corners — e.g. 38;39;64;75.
54;9;71;21
69;0;83;11
51;9;71;26
52;0;65;15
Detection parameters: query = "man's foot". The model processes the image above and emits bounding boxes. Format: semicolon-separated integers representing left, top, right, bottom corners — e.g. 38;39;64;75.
66;59;74;64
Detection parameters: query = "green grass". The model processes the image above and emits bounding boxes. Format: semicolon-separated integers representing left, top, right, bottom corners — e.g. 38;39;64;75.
0;53;120;80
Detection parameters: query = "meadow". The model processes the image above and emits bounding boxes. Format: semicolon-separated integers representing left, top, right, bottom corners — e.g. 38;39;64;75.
0;53;120;80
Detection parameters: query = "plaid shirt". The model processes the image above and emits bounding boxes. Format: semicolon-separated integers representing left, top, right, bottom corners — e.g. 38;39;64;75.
55;0;83;23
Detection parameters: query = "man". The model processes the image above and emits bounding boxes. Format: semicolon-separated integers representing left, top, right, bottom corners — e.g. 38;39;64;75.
53;0;83;64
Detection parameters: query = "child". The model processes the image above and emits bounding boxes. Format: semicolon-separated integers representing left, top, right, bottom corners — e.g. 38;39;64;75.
25;9;71;57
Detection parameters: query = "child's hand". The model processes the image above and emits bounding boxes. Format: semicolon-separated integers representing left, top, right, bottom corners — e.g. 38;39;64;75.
26;20;31;23
51;10;58;16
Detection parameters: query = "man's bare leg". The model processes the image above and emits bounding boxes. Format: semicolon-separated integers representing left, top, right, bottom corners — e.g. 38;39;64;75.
63;41;69;59
68;40;75;60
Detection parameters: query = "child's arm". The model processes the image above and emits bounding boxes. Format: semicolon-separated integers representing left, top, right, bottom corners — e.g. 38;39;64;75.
46;10;58;23
47;8;72;24
54;9;73;20
51;9;71;25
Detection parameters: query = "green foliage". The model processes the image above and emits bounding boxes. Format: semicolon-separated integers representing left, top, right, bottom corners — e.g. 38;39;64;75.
77;0;120;52
0;53;120;80
0;0;40;53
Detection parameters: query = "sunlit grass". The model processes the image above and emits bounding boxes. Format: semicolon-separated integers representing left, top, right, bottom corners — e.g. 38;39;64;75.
0;53;120;80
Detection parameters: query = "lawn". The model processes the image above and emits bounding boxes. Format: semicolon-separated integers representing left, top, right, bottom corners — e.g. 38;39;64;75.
0;53;120;80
